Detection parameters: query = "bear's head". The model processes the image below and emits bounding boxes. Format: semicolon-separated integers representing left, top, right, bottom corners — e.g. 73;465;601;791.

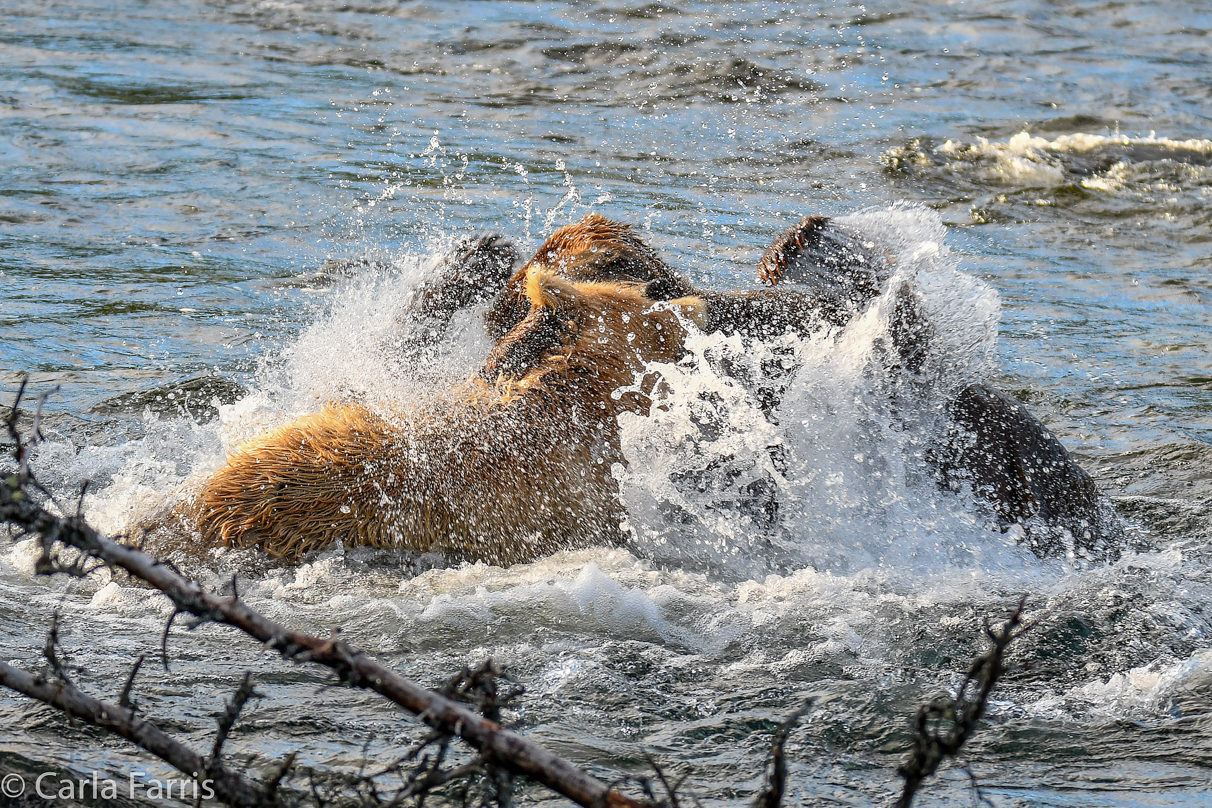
481;267;705;411
483;214;697;339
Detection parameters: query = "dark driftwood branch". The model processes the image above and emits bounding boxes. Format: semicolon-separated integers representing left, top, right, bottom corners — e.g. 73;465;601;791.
0;404;645;808
894;597;1028;808
208;672;261;781
0;660;271;806
754;700;815;808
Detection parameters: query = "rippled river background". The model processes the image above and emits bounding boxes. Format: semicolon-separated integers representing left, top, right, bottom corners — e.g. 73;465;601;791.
2;1;1211;805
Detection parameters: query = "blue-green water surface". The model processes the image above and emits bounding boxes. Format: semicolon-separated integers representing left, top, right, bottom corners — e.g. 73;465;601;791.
2;2;1211;806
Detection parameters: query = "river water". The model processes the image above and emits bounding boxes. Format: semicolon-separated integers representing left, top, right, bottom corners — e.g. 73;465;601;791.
2;1;1211;805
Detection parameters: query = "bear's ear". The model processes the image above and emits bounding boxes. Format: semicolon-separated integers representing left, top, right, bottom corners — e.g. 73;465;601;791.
525;267;581;310
669;296;708;330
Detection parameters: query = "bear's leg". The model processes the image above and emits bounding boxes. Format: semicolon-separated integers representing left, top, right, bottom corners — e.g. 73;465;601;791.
676;215;896;342
401;233;520;350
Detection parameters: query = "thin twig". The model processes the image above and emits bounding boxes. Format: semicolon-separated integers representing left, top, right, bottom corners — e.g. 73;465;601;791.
208;672;260;778
265;751;298;803
74;480;90;519
119;654;145;711
42;611;72;685
893;597;1028;808
754;699;816;808
640;752;687;808
160;608;182;672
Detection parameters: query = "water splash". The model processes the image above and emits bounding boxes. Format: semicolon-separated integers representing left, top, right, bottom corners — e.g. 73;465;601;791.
617;206;1024;579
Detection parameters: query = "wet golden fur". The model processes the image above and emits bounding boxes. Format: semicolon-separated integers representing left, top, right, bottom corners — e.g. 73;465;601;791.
187;269;705;565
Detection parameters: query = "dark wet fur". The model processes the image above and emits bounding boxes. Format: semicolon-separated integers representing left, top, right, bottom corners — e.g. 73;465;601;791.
402;233;521;350
760;216;1123;558
931;383;1122;560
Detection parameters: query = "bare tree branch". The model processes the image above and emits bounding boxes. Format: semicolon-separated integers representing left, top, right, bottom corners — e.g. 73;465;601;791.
0;388;647;808
0;660;273;806
893;597;1028;808
753;699;815;808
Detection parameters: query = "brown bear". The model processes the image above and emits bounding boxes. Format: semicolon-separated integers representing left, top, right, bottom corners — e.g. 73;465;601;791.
482;214;696;340
757;215;1123;558
415;212;1122;560
188;268;706;565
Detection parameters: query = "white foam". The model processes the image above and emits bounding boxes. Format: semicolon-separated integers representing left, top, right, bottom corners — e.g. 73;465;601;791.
1030;649;1212;722
412;559;700;646
937;132;1067;184
930;130;1212;189
921;131;1212;191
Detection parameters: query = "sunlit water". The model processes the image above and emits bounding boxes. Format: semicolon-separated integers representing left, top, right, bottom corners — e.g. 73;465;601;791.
2;1;1211;805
